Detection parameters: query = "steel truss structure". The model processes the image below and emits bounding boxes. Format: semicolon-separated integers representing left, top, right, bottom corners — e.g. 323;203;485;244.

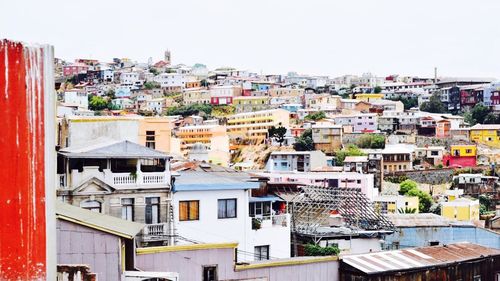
290;186;394;236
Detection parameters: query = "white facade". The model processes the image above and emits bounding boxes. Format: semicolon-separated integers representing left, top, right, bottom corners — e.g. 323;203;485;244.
146;98;165;114
172;188;291;261
154;73;188;88
64;91;89;110
120;72;142;86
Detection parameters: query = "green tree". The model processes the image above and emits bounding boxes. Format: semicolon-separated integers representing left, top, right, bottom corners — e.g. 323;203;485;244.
484;112;500;124
469;104;492;125
335;144;366;166
406;188;433;213
399;180;418;195
268;126;288;146
293;129;314;151
388;97;418;110
304;111;326;121
420;92;446;113
373;86;382;93
356;134;385;149
105;89;115;99
149;68;159;75
144;81;160;90
304;244;340;256
165;104;212;117
88;95;109;111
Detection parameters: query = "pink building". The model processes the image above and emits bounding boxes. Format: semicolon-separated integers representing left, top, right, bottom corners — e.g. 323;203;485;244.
255;171;377;201
63;62;89;77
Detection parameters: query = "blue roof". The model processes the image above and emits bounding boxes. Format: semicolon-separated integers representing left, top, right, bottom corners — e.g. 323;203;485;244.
249;196;282;203
174;182;259;192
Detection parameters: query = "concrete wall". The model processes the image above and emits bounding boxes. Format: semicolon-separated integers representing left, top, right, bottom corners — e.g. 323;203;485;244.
67;118;139;147
384;226;500;249
57;219;122;280
391;168;454;184
136;247;338;281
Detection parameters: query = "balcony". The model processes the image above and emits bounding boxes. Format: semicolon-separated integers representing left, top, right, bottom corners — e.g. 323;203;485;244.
142;223;172;244
251;214;290;230
58;166;170;190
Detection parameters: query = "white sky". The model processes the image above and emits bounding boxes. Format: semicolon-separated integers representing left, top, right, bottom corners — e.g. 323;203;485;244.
1;0;499;78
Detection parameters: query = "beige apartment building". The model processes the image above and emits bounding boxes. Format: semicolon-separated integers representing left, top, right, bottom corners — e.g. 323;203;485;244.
182;88;211;105
312;123;343;154
226;109;290;143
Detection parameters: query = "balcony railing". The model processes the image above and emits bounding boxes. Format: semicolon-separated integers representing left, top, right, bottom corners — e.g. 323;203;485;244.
142;223;171;243
59;168;169;190
272;214;288;227
142;174;165;184
113;174;136;185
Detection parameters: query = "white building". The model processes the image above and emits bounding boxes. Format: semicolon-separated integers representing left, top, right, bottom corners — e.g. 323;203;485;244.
172;167;291;261
120;72;143;88
63;90;89;110
154;73;188;88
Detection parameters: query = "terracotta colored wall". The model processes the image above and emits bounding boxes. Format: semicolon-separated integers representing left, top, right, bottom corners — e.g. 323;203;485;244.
0;40;55;280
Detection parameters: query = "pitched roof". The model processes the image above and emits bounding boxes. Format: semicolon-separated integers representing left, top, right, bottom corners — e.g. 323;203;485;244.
56;201;144;239
59;140;170;159
342;242;500;275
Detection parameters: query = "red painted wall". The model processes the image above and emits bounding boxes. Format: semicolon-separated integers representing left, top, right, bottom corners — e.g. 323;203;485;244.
443;155;476;168
0;40;47;280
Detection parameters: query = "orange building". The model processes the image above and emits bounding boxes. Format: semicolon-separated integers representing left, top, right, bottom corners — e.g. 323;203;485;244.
436;120;451;138
138;117;175;153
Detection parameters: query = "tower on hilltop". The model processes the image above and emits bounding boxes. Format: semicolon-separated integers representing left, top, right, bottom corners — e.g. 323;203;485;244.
164;50;171;65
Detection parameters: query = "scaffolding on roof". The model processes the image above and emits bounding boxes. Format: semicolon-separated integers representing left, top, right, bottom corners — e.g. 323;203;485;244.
290;186;394;237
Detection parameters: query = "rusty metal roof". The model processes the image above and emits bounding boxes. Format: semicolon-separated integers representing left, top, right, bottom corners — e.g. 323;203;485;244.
342;242;500;274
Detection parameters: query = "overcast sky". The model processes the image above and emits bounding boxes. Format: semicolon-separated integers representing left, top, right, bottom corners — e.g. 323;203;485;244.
1;0;499;78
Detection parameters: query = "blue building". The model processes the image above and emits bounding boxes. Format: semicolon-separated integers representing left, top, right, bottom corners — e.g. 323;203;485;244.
384;213;500;250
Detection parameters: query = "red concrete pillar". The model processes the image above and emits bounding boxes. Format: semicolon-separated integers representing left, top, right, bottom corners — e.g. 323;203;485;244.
0;40;55;280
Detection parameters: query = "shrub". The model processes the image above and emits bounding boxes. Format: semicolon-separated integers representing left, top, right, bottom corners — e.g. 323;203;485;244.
304;244;340;256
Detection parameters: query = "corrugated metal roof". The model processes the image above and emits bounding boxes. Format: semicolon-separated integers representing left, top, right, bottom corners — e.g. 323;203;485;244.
56;201;144;239
60;140;170;159
342;242;500;274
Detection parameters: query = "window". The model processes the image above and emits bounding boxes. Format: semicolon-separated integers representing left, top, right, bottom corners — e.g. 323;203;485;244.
254;245;270;260
81;200;101;213
202;265;217;281
218;199;237;219
121;198;134;221
146;130;156;149
179;200;199;221
249;201;271;217
145;197;160;224
466;149;472;154
429;241;439;246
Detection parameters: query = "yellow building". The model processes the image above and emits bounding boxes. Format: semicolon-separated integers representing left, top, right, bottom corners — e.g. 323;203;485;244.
469;124;500;148
354;93;384;102
176;125;228;152
441;198;480;221
450;144;477;157
233;96;270;113
182;88;211;105
226;109;290;143
373;195;419;214
138;117;175;153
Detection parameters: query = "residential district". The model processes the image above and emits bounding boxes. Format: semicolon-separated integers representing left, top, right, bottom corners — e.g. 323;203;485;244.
2;42;500;281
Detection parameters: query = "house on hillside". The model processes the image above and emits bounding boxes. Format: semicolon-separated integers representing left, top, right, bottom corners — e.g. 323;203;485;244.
172;162;291;261
56;140;174;246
